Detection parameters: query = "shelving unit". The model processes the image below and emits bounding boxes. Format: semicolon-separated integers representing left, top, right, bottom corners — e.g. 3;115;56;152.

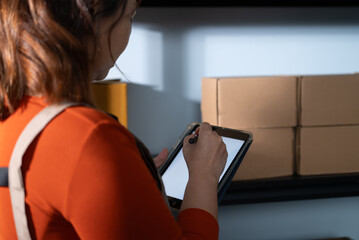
138;3;359;207
141;0;359;7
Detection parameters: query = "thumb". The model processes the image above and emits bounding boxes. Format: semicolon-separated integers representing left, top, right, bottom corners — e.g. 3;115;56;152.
153;148;169;169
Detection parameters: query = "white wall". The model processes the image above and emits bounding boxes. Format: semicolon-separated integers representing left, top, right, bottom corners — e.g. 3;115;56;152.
107;7;359;154
218;196;359;240
107;8;359;239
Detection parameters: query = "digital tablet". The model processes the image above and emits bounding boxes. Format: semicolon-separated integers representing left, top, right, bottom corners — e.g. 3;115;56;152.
159;123;253;209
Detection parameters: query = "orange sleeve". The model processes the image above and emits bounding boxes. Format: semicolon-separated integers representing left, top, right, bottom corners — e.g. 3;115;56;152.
178;208;219;240
64;122;219;240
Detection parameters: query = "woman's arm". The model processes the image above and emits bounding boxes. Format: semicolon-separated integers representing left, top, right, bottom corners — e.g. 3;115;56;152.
181;122;228;220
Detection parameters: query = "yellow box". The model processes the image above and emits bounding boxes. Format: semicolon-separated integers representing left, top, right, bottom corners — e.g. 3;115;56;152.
90;80;127;127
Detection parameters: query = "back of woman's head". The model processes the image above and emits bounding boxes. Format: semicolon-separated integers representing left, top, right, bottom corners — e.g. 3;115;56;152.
0;0;129;120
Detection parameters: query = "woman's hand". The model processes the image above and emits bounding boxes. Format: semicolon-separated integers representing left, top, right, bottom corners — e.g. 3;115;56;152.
153;148;169;169
183;122;227;182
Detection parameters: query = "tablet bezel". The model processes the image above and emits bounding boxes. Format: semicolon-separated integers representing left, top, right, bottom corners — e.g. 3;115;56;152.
159;122;253;209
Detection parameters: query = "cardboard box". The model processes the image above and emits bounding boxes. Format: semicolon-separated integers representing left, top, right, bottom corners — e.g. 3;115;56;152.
202;76;298;129
233;128;295;181
202;76;297;180
297;125;359;175
300;74;359;127
202;74;359;179
90;80;128;127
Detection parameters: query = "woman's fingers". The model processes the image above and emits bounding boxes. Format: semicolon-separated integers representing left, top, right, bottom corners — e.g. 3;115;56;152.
183;122;228;181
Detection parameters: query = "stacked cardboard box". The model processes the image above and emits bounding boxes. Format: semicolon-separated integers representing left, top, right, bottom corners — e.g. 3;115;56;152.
202;74;359;180
297;74;359;175
202;77;297;180
90;80;128;127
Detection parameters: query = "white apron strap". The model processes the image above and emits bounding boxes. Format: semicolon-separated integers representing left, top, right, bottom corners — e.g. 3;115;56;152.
8;103;77;240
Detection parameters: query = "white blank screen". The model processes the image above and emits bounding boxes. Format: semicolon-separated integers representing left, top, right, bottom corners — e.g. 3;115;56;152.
162;136;245;200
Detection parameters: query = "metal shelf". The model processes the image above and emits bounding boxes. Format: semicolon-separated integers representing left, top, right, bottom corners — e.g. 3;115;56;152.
221;173;359;205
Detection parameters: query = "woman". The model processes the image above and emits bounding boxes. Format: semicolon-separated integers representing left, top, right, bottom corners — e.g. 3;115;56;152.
0;0;228;239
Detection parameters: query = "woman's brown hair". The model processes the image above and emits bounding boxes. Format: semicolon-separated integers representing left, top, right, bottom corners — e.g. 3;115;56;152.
0;0;136;121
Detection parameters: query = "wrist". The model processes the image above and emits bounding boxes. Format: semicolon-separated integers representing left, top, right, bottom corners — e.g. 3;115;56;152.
188;171;219;187
182;173;219;220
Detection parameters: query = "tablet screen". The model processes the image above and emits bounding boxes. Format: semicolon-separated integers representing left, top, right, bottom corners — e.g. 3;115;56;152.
162;136;245;200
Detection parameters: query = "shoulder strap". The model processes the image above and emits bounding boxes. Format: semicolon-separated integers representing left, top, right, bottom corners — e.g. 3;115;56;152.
8;103;77;240
0;167;8;187
134;137;171;211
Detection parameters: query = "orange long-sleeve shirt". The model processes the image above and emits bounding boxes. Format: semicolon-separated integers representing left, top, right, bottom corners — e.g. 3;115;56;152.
0;96;219;240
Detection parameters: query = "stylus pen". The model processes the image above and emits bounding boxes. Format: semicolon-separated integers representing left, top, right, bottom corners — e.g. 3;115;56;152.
189;135;198;144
